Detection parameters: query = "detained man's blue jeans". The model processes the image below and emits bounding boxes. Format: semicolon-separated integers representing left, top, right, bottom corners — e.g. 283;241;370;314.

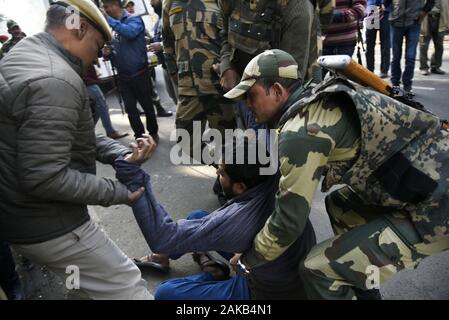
390;22;421;88
154;210;251;300
87;84;116;135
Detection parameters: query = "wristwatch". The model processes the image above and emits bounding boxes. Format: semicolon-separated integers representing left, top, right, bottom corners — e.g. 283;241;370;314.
237;258;251;276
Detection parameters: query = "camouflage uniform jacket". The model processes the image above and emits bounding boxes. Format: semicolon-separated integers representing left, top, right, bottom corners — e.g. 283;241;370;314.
219;0;314;80
242;77;449;268
0;36;24;60
162;0;223;96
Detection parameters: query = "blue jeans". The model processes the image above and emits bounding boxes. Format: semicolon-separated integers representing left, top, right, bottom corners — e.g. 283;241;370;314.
154;210;251;300
87;84;116;135
390;22;421;88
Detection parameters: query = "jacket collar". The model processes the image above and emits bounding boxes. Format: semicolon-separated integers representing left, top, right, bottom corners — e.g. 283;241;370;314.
36;32;84;76
120;10;129;22
275;82;309;128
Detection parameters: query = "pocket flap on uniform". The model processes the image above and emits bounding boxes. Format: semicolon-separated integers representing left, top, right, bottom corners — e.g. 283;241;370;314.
373;152;438;204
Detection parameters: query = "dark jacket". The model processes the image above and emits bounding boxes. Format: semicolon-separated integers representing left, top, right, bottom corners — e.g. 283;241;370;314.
386;0;435;27
107;11;148;79
82;65;100;87
0;32;130;244
116;160;316;300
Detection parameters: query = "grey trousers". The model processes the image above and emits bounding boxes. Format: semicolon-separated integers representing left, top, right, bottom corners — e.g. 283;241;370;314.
420;14;445;70
12;219;153;300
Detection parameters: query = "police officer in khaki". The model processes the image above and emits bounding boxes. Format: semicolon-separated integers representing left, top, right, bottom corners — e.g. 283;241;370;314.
162;0;235;162
225;49;449;300
0;0;154;299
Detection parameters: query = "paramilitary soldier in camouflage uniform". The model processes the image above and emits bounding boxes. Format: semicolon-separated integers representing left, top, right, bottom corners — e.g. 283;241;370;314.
225;49;449;300
0;20;26;60
219;0;329;91
162;0;235;160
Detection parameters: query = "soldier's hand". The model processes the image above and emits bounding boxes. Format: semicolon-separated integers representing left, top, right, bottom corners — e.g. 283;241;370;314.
125;134;157;165
212;63;221;77
229;253;241;272
221;68;241;92
230;253;250;276
149;42;163;53
127;187;145;206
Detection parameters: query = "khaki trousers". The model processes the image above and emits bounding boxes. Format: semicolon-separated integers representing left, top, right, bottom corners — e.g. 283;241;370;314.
13;219;152;300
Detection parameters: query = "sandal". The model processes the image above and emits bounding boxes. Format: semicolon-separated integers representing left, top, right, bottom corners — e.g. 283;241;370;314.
133;254;170;274
192;252;230;281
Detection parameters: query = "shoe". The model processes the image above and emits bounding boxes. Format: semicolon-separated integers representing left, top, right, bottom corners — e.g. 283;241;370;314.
150;133;160;144
133;254;170;274
391;85;401;95
420;69;430;76
380;72;389;78
157;108;173;117
353;288;382;300
192;252;230;281
431;68;446;75
403;86;415;97
107;131;129;139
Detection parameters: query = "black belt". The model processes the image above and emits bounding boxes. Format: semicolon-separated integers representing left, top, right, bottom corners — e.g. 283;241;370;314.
229;18;272;42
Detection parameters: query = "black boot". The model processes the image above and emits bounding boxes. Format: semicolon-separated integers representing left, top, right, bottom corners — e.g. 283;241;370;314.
156;104;173;117
353;287;382;300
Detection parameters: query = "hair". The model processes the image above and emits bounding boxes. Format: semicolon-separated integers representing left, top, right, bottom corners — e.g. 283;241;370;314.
44;4;74;31
222;137;273;189
102;0;123;6
257;77;303;95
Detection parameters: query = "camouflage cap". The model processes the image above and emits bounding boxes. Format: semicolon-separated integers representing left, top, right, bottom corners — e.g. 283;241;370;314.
53;0;112;42
224;49;299;100
7;20;19;31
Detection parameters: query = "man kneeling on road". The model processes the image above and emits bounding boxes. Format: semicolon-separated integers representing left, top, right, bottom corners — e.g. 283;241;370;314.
0;0;155;299
224;49;449;300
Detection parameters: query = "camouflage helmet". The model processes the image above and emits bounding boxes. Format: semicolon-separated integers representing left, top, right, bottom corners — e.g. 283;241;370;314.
224;49;299;100
7;20;19;31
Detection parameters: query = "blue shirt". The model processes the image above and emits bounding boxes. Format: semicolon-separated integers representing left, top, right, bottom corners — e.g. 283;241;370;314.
367;0;390;12
107;11;147;79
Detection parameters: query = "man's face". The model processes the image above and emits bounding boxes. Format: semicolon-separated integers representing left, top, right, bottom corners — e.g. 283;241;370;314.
245;83;282;123
126;4;135;14
103;1;121;19
73;21;105;71
9;26;23;39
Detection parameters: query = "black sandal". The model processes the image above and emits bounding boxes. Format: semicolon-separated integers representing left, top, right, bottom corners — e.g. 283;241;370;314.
133;255;170;274
192;252;230;280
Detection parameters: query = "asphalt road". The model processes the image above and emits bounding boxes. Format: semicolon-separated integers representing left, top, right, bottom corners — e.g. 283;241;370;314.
18;39;449;300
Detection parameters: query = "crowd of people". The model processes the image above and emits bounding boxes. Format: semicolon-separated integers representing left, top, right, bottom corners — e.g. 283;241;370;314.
0;0;448;301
